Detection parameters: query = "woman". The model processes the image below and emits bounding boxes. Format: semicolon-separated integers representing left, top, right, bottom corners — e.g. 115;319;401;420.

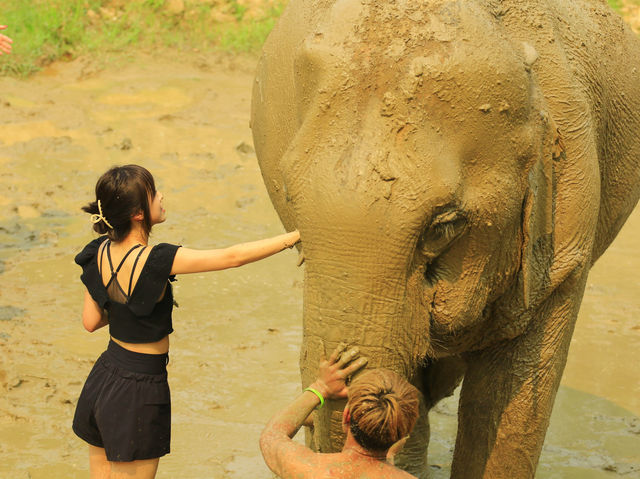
260;344;420;479
73;164;299;478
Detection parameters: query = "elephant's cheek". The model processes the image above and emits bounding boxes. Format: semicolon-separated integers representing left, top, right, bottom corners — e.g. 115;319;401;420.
406;272;435;355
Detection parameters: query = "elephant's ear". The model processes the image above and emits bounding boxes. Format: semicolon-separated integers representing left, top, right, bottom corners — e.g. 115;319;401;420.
519;113;562;309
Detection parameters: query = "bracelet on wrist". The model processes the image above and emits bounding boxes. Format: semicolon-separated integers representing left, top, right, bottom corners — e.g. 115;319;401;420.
304;387;325;409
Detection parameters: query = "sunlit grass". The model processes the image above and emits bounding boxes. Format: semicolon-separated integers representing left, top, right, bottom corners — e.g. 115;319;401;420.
609;0;624;10
217;3;285;52
0;0;287;76
0;0;97;75
608;0;640;11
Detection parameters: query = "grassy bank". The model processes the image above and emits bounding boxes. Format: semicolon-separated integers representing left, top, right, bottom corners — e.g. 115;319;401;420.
0;0;637;77
0;0;286;76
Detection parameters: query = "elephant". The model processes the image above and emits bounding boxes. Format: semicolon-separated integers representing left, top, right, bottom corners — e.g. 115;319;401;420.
250;0;640;477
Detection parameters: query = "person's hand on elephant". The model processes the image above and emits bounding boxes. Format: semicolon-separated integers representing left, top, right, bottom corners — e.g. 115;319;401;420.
307;343;368;401
0;26;12;55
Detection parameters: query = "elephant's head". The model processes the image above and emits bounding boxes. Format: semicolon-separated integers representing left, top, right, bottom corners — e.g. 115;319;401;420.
252;0;563;465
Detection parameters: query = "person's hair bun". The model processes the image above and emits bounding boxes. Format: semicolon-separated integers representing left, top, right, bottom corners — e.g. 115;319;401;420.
348;369;419;452
81;165;157;241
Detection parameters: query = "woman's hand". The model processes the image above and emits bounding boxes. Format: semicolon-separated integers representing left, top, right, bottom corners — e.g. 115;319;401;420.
284;229;300;249
308;343;368;401
0;26;12;55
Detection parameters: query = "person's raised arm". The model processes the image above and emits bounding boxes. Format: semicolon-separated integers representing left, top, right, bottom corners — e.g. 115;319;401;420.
259;344;368;478
170;230;299;275
0;26;12;55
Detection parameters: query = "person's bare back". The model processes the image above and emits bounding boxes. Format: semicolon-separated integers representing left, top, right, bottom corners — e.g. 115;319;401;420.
314;452;416;479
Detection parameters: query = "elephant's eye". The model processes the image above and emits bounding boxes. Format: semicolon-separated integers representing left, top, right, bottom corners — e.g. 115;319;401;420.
419;211;468;259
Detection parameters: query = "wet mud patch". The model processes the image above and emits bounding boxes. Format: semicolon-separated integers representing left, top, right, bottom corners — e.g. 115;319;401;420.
0;214;70;254
0;305;26;322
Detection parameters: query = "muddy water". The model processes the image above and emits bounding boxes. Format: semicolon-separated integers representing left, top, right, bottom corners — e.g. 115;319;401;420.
0;53;637;478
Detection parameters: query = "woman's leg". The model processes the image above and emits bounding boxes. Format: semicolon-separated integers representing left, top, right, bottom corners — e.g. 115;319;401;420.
89;445;111;479
110;458;160;479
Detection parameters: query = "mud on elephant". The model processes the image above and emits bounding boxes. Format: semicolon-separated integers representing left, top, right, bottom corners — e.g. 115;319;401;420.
251;1;640;477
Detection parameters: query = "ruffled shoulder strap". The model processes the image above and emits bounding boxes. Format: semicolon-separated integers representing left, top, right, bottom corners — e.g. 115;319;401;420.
75;236;108;267
75;236;109;308
128;243;181;316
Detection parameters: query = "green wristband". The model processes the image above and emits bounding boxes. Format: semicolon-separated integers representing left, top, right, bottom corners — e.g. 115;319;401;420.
304;387;325;409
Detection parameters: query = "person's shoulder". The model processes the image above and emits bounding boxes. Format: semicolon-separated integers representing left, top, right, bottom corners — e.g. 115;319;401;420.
75;236;108;266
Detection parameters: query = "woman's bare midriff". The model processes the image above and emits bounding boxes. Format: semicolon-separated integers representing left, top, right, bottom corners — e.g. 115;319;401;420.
112;335;170;354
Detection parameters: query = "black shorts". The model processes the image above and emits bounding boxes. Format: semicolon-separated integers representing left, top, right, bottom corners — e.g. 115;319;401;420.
72;340;171;462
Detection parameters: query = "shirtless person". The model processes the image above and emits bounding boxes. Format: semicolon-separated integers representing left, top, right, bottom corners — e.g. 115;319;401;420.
260;344;419;478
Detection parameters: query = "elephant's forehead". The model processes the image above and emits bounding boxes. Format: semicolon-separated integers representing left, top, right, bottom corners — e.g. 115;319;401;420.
313;0;504;55
299;0;532;117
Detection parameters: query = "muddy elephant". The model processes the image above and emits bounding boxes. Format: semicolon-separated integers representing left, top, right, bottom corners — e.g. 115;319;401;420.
251;1;640;477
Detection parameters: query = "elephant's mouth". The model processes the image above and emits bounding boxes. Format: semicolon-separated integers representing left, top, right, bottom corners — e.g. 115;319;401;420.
427;302;493;356
418;265;496;357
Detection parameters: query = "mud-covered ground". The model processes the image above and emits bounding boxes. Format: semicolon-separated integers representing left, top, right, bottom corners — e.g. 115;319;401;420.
0;30;639;479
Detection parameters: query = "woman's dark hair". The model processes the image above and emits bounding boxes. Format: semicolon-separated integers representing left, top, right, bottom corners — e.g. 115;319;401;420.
82;165;156;242
348;369;419;452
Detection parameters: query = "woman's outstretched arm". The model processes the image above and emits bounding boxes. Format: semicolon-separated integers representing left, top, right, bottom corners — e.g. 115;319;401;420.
170;230;300;274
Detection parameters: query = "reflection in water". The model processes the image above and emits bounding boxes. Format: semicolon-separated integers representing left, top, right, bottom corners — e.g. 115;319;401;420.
0;55;638;478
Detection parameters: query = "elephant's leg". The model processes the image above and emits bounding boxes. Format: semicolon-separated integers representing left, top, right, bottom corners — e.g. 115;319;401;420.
451;270;588;479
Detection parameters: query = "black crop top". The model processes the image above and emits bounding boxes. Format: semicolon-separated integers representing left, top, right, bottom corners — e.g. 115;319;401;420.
75;236;181;343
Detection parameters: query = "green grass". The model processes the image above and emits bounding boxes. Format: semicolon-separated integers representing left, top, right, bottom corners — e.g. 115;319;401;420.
0;0;96;76
218;3;285;52
608;0;640;11
608;0;625;11
0;0;287;77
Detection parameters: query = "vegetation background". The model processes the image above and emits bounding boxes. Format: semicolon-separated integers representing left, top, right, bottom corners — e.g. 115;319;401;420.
0;0;639;77
0;0;285;76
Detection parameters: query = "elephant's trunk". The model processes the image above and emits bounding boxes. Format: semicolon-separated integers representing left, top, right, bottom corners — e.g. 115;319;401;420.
299;230;432;457
287;139;435;471
301;279;428;386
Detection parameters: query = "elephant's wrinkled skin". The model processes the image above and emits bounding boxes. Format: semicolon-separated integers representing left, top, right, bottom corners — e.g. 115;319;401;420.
251;1;640;477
